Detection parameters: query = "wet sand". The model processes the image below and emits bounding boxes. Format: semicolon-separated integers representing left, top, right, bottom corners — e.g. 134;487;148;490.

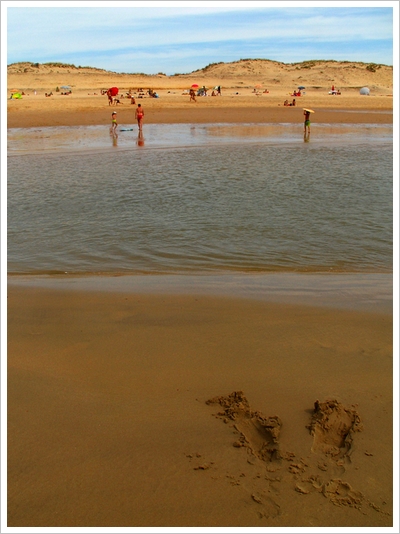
7;278;393;527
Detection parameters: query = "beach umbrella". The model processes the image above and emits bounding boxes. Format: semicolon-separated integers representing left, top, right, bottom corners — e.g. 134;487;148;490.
255;84;262;88
108;87;119;96
191;84;199;88
360;87;370;95
298;86;305;90
60;85;71;89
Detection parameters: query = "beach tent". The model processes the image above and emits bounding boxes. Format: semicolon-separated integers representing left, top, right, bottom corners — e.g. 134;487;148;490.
11;92;22;99
360;87;370;95
108;87;119;96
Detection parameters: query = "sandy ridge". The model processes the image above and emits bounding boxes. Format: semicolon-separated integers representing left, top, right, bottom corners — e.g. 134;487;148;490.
7;59;393;128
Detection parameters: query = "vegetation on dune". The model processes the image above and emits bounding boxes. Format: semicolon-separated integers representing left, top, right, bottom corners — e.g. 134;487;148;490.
193;58;282;74
8;58;392;78
8;61;110;72
185;58;392;77
198;61;226;71
365;63;382;72
239;58;282;64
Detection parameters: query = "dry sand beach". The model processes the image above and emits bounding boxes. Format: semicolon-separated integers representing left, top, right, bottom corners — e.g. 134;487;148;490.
7;59;395;528
7;59;393;128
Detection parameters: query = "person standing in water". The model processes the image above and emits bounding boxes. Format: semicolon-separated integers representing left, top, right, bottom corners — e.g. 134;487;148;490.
110;111;118;135
303;109;311;136
135;104;144;130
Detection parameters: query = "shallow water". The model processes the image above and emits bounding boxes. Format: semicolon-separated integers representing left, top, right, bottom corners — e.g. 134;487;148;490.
7;123;393;275
7;122;393;154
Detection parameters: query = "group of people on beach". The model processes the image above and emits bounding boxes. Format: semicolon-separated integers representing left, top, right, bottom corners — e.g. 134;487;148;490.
189;85;221;102
109;101;313;144
110;103;144;137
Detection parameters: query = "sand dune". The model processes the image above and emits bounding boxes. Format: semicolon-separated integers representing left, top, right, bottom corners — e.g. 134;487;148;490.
7;58;393;93
7;59;393;128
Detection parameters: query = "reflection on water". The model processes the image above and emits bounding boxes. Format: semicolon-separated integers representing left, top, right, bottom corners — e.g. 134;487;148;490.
7;122;392;155
7;124;393;275
111;132;118;147
137;130;144;147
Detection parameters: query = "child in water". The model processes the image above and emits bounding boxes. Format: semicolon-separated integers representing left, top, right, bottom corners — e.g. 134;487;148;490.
110;112;118;135
304;110;311;133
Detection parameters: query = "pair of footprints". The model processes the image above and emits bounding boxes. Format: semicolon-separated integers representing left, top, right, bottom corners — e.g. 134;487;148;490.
203;392;372;514
206;392;363;463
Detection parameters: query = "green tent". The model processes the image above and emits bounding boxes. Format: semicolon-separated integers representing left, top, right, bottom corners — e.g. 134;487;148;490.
11;92;22;99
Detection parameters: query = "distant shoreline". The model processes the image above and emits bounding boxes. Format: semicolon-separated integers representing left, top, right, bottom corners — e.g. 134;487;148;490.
7;105;393;129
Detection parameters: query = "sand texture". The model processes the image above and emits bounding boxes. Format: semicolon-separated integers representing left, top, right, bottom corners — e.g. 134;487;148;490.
7;59;393;128
7;286;393;527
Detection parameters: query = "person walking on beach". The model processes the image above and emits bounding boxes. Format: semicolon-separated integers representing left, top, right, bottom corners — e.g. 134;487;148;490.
110;111;118;135
107;89;113;106
135;104;144;130
189;88;197;102
303;109;311;136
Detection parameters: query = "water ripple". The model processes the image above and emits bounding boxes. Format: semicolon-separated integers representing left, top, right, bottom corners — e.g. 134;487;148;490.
7;126;393;274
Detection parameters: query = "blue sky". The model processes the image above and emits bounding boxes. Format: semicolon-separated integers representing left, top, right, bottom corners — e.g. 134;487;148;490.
3;2;396;75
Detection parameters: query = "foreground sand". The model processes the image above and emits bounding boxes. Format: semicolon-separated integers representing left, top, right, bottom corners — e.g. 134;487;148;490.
8;282;393;527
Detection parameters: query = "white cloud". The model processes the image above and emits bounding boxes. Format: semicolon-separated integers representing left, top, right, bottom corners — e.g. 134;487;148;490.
5;4;394;71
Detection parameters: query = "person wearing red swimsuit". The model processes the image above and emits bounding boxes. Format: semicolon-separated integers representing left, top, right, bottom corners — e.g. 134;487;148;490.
135;104;144;130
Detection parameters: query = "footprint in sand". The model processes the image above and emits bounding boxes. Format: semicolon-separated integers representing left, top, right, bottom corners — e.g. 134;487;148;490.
204;393;389;519
206;391;282;463
295;476;365;510
307;399;363;459
295;474;324;494
322;479;364;508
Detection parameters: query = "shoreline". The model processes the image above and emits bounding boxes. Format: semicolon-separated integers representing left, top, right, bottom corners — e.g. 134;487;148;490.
7;119;393;160
7;105;393;129
7;86;393;129
7;271;393;315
